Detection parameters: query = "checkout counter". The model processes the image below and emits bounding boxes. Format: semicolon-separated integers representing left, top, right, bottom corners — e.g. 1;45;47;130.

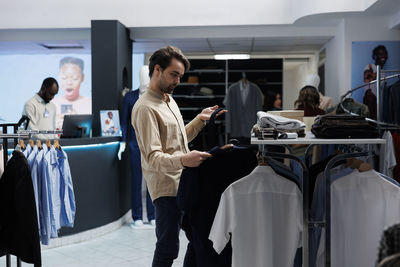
58;136;131;236
5;136;132;237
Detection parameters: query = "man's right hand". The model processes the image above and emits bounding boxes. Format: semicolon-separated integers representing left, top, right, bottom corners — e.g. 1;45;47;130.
181;150;212;167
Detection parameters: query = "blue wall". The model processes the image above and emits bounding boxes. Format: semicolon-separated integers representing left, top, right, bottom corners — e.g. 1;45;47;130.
351;41;400;102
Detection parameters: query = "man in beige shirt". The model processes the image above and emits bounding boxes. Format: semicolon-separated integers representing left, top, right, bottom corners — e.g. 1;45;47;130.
132;46;225;267
22;77;59;140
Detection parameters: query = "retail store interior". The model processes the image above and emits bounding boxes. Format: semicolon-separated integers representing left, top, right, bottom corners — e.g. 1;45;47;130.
1;0;400;266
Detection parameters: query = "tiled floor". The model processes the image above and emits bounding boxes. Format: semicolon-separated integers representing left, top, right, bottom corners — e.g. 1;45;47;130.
0;223;189;267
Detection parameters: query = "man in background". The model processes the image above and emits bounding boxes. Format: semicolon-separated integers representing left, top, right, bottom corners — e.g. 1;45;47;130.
23;77;59;140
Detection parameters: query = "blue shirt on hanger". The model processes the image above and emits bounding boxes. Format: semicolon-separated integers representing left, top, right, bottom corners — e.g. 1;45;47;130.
32;145;50;244
41;146;61;239
57;148;75;227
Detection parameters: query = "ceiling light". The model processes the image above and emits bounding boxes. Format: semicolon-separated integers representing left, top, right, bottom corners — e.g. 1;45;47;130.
39;42;84;49
214;54;250;60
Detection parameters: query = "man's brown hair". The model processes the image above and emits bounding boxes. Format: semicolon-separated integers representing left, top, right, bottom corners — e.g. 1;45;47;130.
148;46;190;78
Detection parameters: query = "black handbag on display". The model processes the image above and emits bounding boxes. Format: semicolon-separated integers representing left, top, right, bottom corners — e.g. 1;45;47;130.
311;114;379;139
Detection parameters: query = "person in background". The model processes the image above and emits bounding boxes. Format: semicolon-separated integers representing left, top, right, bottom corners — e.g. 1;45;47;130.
294;85;326;116
132;46;226;267
363;45;388;96
303;74;334;111
264;90;282;111
118;65;155;228
363;45;388;119
53;56;92;129
22;77;59;140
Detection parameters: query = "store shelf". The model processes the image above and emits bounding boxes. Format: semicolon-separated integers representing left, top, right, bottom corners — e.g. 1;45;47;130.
186;69;225;73
251;132;386;145
229;69;282;73
173;95;225;98
178;82;226;86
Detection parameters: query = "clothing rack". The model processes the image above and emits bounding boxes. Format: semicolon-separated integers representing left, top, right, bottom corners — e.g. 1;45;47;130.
338;68;400;134
258;144;310;266
0;119;62;267
252;135;385;267
323;150;373;267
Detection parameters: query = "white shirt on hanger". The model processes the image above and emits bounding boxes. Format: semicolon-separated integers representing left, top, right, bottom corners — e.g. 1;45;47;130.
316;169;400;267
209;166;303;267
380;131;396;177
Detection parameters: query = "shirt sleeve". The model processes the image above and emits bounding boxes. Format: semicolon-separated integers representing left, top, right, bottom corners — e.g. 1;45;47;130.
185;114;205;143
133;105;184;172
209;189;234;254
23;101;39;131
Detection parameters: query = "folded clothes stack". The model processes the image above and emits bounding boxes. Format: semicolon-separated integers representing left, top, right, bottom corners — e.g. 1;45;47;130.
257;111;306;130
252;124;305;140
311;114;379;138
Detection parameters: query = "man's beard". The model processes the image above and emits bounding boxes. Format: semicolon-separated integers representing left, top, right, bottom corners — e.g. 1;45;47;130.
159;82;176;94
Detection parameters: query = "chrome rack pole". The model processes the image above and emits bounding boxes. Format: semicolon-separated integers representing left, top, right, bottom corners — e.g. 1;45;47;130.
376;65;381;123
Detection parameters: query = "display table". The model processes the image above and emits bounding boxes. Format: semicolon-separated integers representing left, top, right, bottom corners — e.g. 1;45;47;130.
251;132;386;145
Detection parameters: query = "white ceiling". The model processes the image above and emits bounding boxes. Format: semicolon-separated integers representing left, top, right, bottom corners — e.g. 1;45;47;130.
131;37;332;54
0;0;398;56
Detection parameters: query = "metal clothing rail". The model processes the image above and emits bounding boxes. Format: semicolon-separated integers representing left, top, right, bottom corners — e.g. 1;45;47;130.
339;72;400;118
17;130;63;135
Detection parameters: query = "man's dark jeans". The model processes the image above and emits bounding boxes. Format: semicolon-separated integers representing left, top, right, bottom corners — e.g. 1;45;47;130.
152;197;183;267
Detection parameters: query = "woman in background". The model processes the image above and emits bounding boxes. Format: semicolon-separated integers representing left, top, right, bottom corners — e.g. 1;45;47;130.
264;90;282;111
294;86;325;116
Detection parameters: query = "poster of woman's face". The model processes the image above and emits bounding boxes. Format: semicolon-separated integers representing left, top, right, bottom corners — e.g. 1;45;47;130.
351;41;400;102
0;54;92;124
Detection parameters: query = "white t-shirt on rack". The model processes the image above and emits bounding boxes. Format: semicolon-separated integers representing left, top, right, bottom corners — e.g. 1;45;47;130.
209;165;303;267
316;169;400;267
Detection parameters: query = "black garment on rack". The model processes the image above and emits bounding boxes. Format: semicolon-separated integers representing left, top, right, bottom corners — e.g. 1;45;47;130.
363;89;377;120
267;158;301;190
307;154;345;208
389;80;400;124
311;114;379;138
177;146;258;267
0;151;41;267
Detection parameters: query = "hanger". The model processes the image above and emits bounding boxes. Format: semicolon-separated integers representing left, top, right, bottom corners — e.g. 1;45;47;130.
18;139;26;150
29;139;34;148
36;140;42;150
344;158;354;168
349;158;372;172
46;140;51;149
241;72;248;84
350;159;364;169
256;151;269;166
220;143;234;150
53;139;60;150
358;162;372;172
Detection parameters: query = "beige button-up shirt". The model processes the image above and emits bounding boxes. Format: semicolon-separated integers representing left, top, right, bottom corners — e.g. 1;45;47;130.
132;89;205;201
22;94;58;140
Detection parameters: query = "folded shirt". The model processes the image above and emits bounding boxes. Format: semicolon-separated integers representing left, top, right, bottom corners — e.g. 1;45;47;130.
257;111;306;130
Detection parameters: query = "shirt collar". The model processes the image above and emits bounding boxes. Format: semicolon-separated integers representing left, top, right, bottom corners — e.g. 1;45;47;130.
34;93;46;104
146;88;170;103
